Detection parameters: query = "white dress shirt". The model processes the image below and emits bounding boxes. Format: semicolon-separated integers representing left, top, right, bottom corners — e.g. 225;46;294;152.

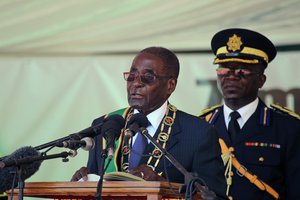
223;98;259;130
132;101;167;144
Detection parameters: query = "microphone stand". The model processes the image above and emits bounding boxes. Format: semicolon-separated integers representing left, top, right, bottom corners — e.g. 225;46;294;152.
34;136;72;151
5;151;74;200
3;151;74;168
140;128;216;200
16;165;25;200
95;149;108;200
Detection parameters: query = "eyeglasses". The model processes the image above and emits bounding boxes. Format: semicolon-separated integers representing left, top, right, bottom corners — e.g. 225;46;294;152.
123;72;172;84
216;67;260;77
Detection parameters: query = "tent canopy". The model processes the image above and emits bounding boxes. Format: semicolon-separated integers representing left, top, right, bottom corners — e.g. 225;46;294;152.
0;0;299;55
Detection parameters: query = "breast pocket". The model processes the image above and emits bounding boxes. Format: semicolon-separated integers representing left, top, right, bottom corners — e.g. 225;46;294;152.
236;145;281;182
240;146;281;167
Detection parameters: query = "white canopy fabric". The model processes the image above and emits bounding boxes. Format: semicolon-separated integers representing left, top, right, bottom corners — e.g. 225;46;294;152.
1;0;300;187
0;0;299;55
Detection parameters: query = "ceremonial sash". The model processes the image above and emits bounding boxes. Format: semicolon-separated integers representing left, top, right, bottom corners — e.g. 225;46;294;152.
102;107;131;173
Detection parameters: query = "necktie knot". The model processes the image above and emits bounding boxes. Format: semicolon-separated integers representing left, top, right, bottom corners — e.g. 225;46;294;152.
230;111;241;120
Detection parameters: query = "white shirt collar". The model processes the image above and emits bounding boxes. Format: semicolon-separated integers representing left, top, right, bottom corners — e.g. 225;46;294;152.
224;98;259;129
133;101;167;142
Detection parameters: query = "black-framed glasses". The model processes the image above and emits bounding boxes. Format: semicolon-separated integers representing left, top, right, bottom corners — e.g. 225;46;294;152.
216;67;260;78
123;72;172;84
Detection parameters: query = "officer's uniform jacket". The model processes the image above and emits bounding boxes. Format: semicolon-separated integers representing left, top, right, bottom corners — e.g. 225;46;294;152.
200;99;300;200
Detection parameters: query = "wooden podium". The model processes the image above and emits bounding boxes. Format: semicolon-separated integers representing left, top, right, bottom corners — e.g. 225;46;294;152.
8;181;185;200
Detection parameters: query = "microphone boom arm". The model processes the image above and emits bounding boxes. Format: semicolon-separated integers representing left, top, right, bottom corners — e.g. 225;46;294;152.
33;136;71;151
1;151;74;168
33;123;104;151
140;128;216;200
141;128;188;178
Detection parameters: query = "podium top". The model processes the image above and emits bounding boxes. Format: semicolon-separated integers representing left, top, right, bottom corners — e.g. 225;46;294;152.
8;181;186;200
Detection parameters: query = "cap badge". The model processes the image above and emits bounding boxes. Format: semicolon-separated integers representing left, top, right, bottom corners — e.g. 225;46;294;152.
227;34;243;52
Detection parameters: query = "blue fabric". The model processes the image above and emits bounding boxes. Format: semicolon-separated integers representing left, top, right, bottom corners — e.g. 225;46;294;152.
128;132;147;170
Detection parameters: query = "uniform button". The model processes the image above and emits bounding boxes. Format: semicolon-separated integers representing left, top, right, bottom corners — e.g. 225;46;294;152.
259;157;264;162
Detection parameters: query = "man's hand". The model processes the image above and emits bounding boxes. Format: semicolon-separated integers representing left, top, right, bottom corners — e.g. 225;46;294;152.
129;164;165;181
70;166;89;182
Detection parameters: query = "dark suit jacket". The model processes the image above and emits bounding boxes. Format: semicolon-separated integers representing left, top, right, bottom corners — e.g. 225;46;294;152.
87;108;227;199
201;99;300;200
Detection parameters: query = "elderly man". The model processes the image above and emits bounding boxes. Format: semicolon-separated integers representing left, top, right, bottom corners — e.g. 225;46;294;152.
71;46;227;199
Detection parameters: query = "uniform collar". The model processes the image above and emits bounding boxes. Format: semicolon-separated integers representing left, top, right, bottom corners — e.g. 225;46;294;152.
224;98;259;128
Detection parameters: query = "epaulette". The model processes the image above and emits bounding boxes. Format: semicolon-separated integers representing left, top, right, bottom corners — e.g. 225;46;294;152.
270;103;300;120
198;104;222;123
199;104;222;117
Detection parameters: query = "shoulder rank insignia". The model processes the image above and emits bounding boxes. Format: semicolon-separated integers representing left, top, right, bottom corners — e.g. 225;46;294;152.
271;103;300;120
199;104;222;123
199;104;222;116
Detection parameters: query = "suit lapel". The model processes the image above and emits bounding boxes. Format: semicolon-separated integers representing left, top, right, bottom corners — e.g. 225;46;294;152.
166;115;181;151
140;111;181;165
146;113;181;151
214;108;232;145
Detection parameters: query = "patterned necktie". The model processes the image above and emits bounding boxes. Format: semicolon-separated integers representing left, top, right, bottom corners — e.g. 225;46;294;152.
128;132;148;170
228;111;241;143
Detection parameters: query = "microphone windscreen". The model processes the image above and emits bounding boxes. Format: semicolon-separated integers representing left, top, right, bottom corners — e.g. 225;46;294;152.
102;115;125;145
128;113;149;128
0;167;15;193
0;146;42;193
104;115;125;130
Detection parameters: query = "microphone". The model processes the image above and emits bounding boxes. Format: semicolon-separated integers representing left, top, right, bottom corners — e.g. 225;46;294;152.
72;115;125;139
102;115;125;159
0;146;42;193
34;114;125;151
124;113;149;146
69;124;103;140
0;166;16;193
55;137;95;151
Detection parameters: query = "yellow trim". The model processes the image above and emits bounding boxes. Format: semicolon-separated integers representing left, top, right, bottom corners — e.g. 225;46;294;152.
214;58;259;64
114;107;131;171
0;192;7;197
147;104;177;171
209;109;219;124
198;104;222;117
216;46;269;62
263;107;268;126
205;113;212;122
271;103;300;120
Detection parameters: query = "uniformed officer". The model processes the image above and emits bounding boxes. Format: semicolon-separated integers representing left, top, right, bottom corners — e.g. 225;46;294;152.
199;28;300;200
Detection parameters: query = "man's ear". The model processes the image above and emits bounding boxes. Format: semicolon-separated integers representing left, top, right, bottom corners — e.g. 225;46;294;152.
167;78;177;95
258;74;266;88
